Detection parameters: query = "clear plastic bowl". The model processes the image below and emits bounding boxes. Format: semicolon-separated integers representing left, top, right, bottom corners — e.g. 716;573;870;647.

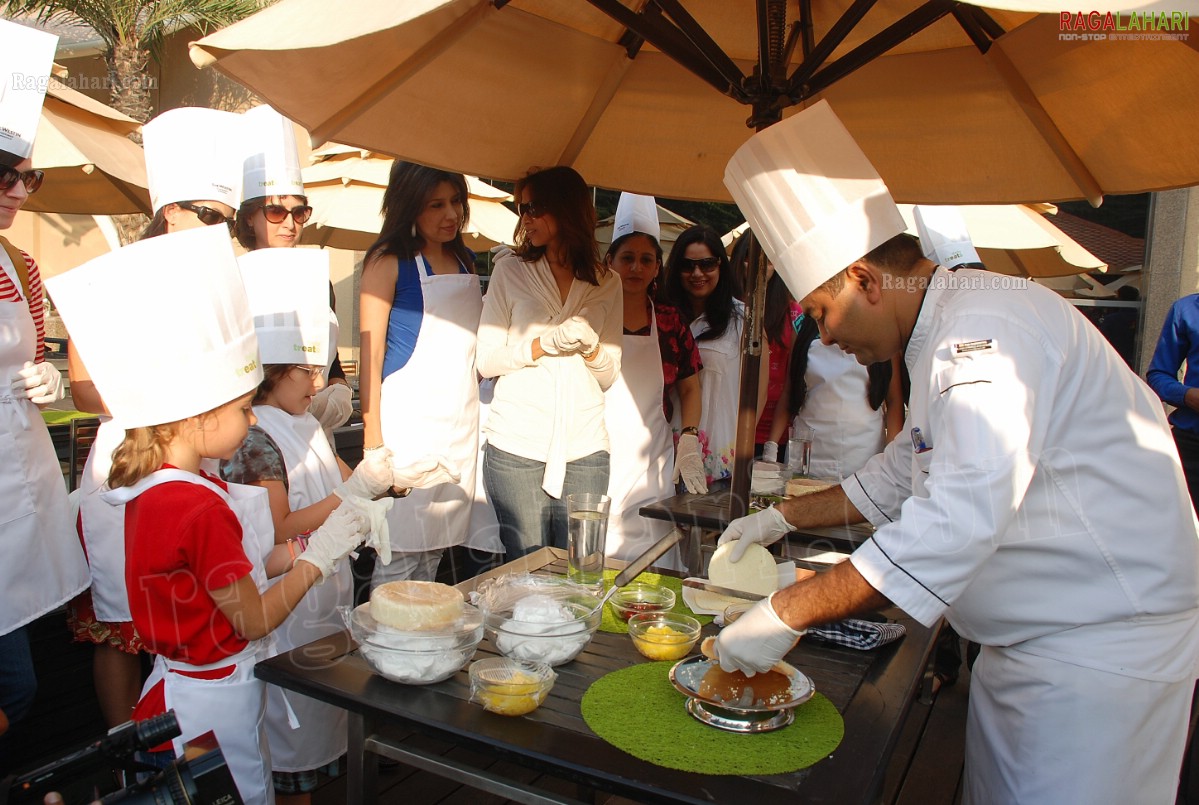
475;574;602;666
628;611;702;662
608;583;676;622
469;657;556;716
347;602;483;685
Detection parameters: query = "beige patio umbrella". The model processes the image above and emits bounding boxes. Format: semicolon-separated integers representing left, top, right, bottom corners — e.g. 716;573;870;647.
25;76;150;215
300;144;517;251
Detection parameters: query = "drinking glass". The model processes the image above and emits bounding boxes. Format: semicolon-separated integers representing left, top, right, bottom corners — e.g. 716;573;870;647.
566;493;610;593
788;427;815;477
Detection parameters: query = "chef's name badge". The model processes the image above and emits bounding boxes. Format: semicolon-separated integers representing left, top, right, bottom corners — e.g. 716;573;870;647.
953;338;994;355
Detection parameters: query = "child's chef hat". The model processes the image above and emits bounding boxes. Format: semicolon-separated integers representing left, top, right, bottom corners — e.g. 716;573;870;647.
723;100;906;301
913;205;983;268
240;105;305;201
143;106;242;213
0;20;57;160
613;192;660;243
46;225;261;428
239;248;330;367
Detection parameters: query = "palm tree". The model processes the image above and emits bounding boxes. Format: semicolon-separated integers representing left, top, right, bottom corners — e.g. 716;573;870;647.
1;0;263;124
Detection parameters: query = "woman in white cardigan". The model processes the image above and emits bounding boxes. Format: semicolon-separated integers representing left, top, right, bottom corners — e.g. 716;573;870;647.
476;166;622;558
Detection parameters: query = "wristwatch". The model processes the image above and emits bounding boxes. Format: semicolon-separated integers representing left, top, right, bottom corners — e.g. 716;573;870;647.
680;426;699;436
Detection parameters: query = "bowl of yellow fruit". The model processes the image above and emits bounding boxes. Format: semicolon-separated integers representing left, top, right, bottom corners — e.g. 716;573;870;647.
627;612;702;662
468;657;556;716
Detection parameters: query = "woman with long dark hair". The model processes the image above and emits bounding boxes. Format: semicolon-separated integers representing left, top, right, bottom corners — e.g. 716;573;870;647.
476;166;622;558
659;225;767;485
360;160;476;582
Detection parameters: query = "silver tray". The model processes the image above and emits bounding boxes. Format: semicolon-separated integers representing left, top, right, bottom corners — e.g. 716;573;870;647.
668;655;815;733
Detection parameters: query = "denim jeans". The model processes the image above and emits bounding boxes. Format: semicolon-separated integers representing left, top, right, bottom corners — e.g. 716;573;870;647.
483;445;610;558
0;626;36;773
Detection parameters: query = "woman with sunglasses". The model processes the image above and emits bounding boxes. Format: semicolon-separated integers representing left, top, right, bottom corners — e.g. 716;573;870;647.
476;166;622;559
659;225;769;486
360;160;478;585
0;38;90;762
64;106;244;737
235;106;355;444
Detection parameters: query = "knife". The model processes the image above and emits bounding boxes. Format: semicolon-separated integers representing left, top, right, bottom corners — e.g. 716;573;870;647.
681;578;766;602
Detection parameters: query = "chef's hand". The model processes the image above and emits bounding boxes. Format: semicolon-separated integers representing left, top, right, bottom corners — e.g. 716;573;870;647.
392;454;460;491
12;360;64;405
761;440;779;463
298;504;369;580
308;382;353;431
712;592;805;675
717;505;793;562
347;495;395;566
673;432;708;494
335;445;394;501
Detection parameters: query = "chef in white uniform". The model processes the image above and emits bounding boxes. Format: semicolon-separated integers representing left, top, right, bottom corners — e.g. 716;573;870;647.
0;21;90;761
714;101;1199;804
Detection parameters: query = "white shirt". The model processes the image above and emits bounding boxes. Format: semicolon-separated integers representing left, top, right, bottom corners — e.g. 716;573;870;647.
846;267;1199;682
476;254;623;472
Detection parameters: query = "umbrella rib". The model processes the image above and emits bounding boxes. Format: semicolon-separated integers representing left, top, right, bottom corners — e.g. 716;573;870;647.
984;44;1104;207
951;4;997;53
655;0;748;88
787;0;878;95
556;52;632;167
309;0;494;146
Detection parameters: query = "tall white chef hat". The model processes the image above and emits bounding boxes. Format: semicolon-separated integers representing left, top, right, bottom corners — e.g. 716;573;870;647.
239;248;330;367
723;100;906;302
143;107;242;213
0;20;58;160
612;192;661;243
46;226;261;429
240;105;304;201
913;205;983;269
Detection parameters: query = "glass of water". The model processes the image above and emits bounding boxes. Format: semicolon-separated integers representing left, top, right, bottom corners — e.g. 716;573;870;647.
788;426;814;477
566;493;610;593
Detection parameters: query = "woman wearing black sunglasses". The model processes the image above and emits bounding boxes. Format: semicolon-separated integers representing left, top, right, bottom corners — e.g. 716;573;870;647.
659;225;769;487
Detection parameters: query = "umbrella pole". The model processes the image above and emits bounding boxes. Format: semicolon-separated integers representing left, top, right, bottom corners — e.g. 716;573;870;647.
730;235;768;520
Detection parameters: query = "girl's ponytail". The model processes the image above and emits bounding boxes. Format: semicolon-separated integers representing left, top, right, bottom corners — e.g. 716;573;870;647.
108;424;181;489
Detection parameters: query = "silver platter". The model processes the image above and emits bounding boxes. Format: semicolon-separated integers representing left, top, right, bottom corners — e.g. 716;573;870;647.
669;655;815;734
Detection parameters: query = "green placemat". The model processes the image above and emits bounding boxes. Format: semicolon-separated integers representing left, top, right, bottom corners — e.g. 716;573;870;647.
41;409;92;425
581;661;843;775
598;569;713;634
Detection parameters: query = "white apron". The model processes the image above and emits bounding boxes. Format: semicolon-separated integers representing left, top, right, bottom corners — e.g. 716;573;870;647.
0;251;88;635
604;316;678;567
107;470;276;805
252;405;349;772
794;341;885;481
464;378;503;553
380;255;481;553
78;418;130;621
681;302;744;483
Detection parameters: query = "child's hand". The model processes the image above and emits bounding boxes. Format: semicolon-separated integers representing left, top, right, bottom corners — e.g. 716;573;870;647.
335;446;394;501
297;504;368;580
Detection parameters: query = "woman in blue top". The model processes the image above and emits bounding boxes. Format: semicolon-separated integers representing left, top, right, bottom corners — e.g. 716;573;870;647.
360;161;478;586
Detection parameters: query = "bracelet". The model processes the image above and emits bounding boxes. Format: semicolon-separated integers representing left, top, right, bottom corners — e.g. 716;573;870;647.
582;345;600;360
680;426;699;436
286;538;298;567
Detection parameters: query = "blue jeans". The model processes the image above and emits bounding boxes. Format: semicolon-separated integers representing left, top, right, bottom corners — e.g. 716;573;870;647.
483;445;609;558
0;626;36;773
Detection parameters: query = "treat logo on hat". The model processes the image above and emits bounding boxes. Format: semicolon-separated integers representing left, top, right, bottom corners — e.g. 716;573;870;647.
239;356;260;376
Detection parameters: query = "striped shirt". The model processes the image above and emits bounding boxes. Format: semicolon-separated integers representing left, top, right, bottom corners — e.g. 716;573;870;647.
0;247;45;363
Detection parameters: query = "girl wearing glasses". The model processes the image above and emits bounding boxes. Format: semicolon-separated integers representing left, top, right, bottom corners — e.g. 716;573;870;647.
476;166;622;558
660;225;769;486
65;106;244;736
0;40;90;759
359;161;477;586
235;105;354;444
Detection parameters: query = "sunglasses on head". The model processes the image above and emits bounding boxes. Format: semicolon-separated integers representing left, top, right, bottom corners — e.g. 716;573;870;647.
0;166;44;195
177;201;234;231
681;256;721;273
261;203;313;225
517;200;547;219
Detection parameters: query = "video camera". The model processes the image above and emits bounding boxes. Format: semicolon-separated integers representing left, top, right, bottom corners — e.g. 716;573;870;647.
1;710;242;805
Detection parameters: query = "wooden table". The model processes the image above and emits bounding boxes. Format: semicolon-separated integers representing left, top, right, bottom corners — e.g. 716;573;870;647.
255;548;937;805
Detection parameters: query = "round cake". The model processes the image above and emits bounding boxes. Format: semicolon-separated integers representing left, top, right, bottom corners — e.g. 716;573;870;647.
370;580;464;631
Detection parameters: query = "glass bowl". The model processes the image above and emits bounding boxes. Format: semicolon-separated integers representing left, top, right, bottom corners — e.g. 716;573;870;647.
469;657;557;716
347;602;483;685
476;574;602;666
608;583;677;622
628;611;702;662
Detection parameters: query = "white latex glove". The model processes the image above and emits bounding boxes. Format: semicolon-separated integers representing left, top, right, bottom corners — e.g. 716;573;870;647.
761;440;778;463
673;432;708;494
557;316;599;355
717;504;793;562
308;382;353;431
297;504;369;580
712;591;805;675
12;360;64;405
392;454;461;490
335;445;394;501
347;495;395;567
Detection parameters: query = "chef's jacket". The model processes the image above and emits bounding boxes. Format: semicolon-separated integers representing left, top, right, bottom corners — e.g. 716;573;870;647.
846;266;1199;682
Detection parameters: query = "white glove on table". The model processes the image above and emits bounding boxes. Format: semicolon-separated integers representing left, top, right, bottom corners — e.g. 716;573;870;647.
392;454;460;490
12;360;64;405
717;504;793;562
712;591;805;675
297;504;369;580
308;382;353;431
761;440;778;463
346;495;395;566
335;445;394;501
672;432;708;494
